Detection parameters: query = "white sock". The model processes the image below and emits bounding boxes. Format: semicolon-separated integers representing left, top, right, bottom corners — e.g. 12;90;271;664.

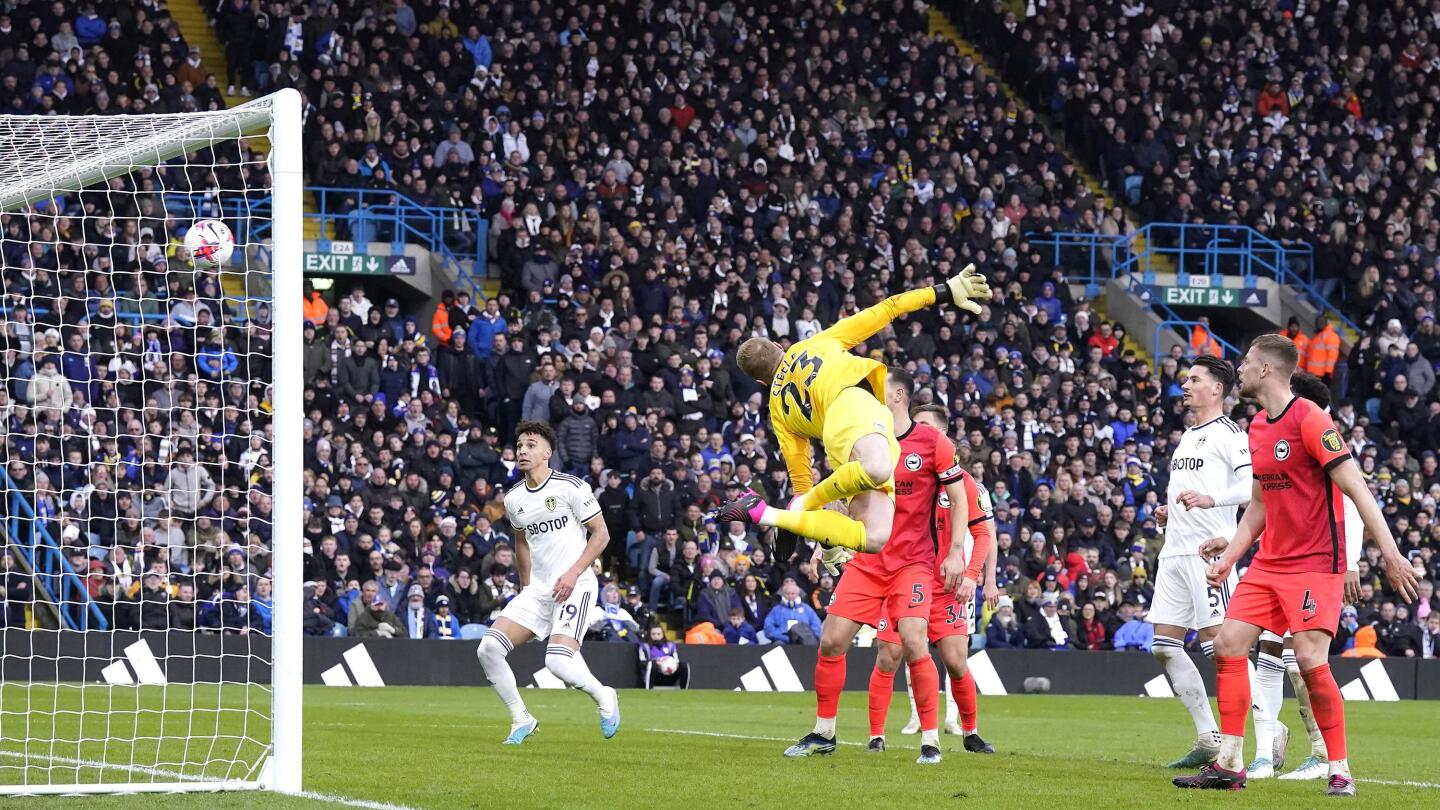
1153;636;1218;742
921;728;940;747
943;670;960;726
545;644;609;712
1284;652;1326;757
478;631;529;725
905;681;919;723
1253;652;1285;761
813;715;837;738
1218;733;1245;772
1329;758;1350;778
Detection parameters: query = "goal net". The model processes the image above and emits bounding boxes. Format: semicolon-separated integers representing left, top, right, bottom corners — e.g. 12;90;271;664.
0;90;303;795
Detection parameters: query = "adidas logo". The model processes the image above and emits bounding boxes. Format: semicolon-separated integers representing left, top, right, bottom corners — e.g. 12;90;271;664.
319;644;386;687
734;648;804;692
100;640;167;685
1338;660;1398;702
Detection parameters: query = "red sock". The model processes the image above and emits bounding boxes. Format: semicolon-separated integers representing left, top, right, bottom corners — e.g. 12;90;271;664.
1301;664;1347;761
867;667;896;737
952;669;978;732
815;654;846;720
908;657;940;733
1214;655;1250;738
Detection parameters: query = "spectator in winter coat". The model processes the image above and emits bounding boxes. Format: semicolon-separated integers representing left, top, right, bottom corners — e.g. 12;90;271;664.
429;596;462;639
696;571;741;627
351;594;402;638
669;540;703;610
986;596;1026;648
723;608;759;644
1024;593;1077;649
27;355;71;418
521;364;558;424
629;467;679;539
1111;603;1154;651
336;340;380;403
465;299;506;359
556;400;598;476
763;580;822;644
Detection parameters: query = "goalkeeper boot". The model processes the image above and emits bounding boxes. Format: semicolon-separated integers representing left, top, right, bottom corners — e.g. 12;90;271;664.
1173;763;1247;791
1278;755;1328;780
715;490;768;526
503;716;539;745
783;732;837;758
867;737;886;754
1271;723;1290;772
916;744;943;765
1167;737;1221;768
1246;758;1276;779
963;733;995;754
599;687;621;739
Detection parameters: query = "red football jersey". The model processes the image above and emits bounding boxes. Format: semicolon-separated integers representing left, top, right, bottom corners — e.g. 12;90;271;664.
850;421;963;574
931;470;994;582
1249;396;1351;574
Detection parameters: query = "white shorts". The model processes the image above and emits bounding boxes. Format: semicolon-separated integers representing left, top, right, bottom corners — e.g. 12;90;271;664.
1259;630;1290;645
1150;554;1237;631
499;574;599;641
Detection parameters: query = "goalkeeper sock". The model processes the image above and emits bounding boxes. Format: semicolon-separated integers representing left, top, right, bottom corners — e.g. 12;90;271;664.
1300;664;1346;763
1285;651;1326;758
798;461;880;512
478;631;529;724
813;654;846;737
908;657;940;734
1252;652;1285;762
544;645;607;709
1214;655;1251;772
953;668;978;734
868;666;896;738
762;508;868;552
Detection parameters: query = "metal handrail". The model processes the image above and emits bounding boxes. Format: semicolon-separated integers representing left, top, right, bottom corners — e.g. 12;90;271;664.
2;468;107;630
1154;318;1242;365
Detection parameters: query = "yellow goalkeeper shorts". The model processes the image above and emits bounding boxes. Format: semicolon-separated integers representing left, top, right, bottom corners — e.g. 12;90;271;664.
820;386;899;497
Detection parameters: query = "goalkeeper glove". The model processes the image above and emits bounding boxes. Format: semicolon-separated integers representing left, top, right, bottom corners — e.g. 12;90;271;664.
933;263;991;314
819;544;855;576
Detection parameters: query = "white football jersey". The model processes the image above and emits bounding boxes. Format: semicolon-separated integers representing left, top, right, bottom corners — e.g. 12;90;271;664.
1161;416;1251;559
503;471;602;589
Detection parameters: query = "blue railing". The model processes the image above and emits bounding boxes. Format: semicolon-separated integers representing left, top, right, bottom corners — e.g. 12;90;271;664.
2;469;107;630
166;187;490;302
1154;319;1242;366
1026;221;1357;335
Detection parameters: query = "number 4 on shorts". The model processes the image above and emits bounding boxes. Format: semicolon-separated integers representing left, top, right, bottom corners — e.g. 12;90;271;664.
1301;589;1318;621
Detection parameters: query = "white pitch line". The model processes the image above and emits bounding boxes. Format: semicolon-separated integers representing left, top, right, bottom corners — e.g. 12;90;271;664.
644;728;1440;789
0;750;420;809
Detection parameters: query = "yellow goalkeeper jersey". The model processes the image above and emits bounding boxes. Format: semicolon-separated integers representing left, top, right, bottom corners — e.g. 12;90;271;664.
767;287;937;492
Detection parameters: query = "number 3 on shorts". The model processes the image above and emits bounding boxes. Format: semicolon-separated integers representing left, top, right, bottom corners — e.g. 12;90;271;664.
910;583;925;606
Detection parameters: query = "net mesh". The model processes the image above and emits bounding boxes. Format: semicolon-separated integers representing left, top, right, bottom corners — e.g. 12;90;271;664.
0;105;278;790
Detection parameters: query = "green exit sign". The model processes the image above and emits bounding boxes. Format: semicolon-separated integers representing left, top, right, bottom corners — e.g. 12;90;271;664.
303;251;416;276
1146;285;1267;308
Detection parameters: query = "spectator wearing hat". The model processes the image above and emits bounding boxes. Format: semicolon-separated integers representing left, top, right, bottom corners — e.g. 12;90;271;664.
586;583;640;643
429;595;461;639
374;559;408;613
696;570;741;628
400;583;433;639
477;562;518;623
1024;592;1076;650
986;596;1025;648
352;593;402;639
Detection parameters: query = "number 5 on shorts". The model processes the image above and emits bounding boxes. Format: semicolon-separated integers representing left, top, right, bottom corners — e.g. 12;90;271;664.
910;583;925;606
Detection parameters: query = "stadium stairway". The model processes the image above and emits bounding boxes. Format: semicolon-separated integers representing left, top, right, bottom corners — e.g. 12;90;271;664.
927;10;1155;364
172;0;330;305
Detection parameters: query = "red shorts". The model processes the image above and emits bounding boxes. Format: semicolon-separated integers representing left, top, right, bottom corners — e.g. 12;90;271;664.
828;563;931;630
1225;565;1343;637
877;586;971;645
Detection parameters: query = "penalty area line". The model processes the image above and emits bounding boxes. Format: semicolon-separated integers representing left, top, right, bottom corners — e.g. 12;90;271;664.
0;750;420;809
642;728;1440;789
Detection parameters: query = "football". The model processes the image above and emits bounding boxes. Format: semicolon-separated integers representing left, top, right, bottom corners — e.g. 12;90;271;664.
655;656;679;676
184;219;235;268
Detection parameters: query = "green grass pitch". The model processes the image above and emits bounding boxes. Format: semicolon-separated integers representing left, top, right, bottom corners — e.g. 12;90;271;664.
2;685;1436;808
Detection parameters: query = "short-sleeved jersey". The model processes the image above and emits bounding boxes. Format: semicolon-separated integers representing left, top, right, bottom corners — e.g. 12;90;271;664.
1161;416;1252;559
502;471;601;588
850;420;962;575
1249;396;1351;574
932;471;994;582
768;287;937;492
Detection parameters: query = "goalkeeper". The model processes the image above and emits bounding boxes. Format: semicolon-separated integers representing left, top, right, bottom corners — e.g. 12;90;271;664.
716;265;990;557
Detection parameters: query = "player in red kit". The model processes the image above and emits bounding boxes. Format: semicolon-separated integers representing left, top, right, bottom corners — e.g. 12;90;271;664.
783;368;969;765
1174;335;1418;796
869;405;999;754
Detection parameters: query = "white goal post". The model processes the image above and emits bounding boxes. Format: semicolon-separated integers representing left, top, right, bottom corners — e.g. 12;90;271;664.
0;89;302;795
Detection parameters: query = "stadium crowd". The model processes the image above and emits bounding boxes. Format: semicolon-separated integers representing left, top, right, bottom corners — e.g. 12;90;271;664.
0;0;1437;656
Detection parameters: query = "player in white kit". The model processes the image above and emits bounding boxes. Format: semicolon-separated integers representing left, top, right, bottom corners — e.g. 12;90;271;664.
476;421;621;744
1151;356;1252;768
1248;371;1364;779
